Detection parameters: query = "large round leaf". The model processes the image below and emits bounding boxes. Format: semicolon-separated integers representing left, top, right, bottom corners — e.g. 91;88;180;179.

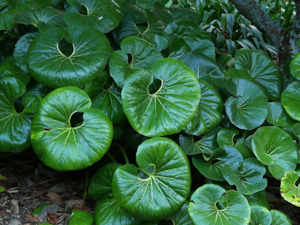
282;81;300;121
270;210;292;225
122;58;200;137
280;171;300;207
112;137;191;221
185;79;222;136
225;78;268;130
88;163;121;201
27;27;111;88
64;0;123;33
0;77;34;152
179;127;219;156
234;49;282;100
188;184;251;225
221;158;267;195
109;36;163;88
249;206;272;225
94;198;141;225
252;126;298;180
68;209;94;225
31;87;113;171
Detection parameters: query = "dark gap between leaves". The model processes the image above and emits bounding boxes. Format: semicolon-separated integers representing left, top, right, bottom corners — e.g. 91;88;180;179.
148;78;162;94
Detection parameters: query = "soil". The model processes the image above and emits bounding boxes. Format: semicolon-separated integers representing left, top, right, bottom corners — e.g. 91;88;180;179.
0;156;95;225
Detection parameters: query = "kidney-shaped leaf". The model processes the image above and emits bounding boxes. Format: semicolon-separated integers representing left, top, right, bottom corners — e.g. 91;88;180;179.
222;158;267;195
112;137;191;221
225;78;268;130
252;127;298;180
249;206;272;225
27;27;111;88
109;36;163;88
0;77;34;152
188;184;251;225
267;102;294;126
122;58;200;137
31;87;113;171
280;171;300;207
185;79;222;136
64;0;123;33
234;49;282;100
282;81;300;121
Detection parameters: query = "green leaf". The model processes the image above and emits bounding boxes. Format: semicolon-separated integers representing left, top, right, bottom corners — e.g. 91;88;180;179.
280;171;300;207
249;206;272;225
16;6;64;32
112;137;191;221
113;8;167;45
282;81;300;121
0;174;7;192
163;21;209;52
188;184;251;225
245;191;270;209
31;87;113;171
0;0;51;30
217;128;253;159
179;127;219;156
109;36;163;88
166;202;193;225
222;158;267;195
0;57;30;85
192;146;243;181
91;73;126;125
137;0;167;9
94;198;141;225
32;203;58;219
88;163;121;201
290;52;300;80
270;210;292;225
252;126;298;180
184;79;223;136
0;77;34;152
234;49;282;100
27;27;111;88
13;32;38;73
225;78;268;130
64;0;123;33
266;102;294;126
122;58;200;137
68;209;94;225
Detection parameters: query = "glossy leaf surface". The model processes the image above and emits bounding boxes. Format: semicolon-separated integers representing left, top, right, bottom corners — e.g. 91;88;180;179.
68;209;94;225
185;79;222;136
270;210;292;225
122;58;200;137
109;36;163;88
249;206;272;225
222;158;267;195
225;78;268;130
282;81;300;121
252;127;298;180
234;49;282;100
31;87;113;171
27;27;111;88
64;0;123;33
188;184;251;225
112;137;191;220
